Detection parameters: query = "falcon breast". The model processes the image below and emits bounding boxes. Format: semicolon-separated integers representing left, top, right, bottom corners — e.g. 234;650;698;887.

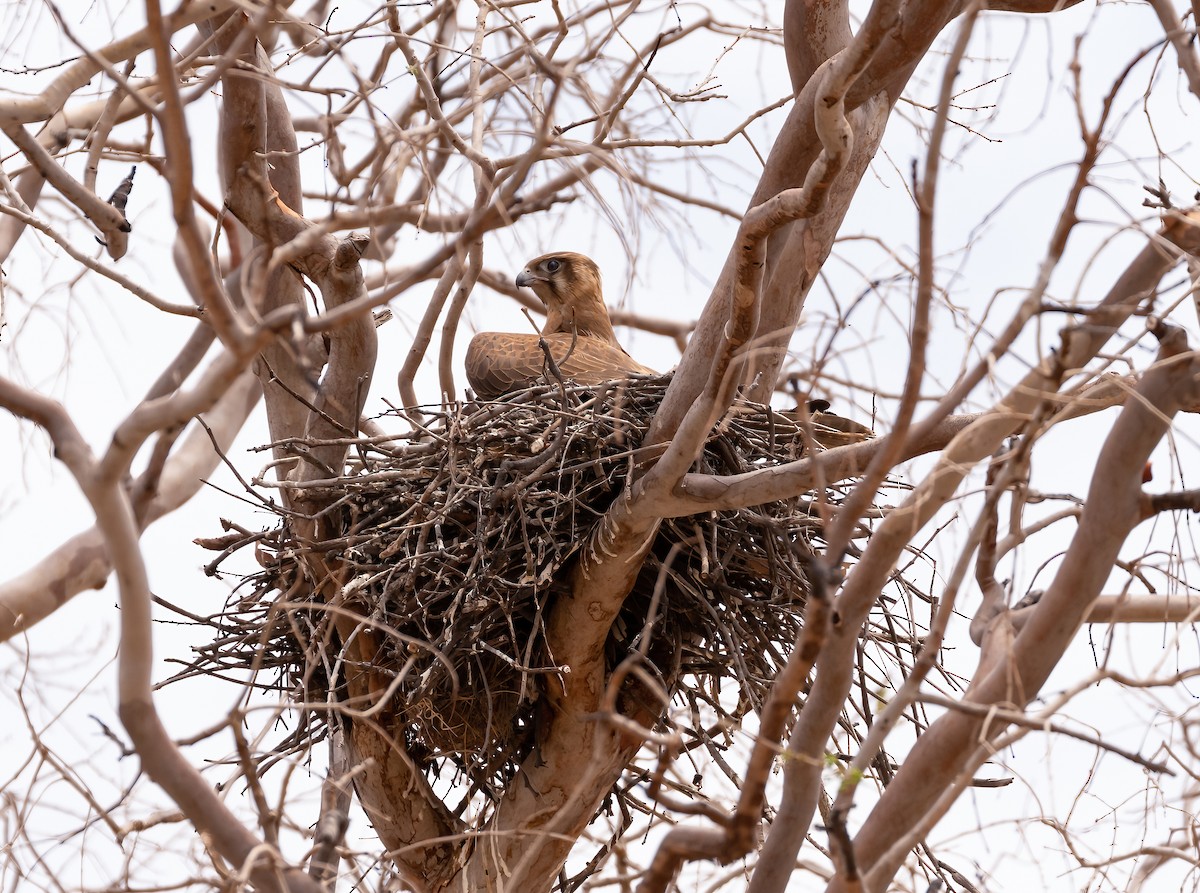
466;252;656;398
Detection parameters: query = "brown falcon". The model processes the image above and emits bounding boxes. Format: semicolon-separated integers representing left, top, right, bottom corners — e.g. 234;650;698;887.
784;399;874;449
466;252;656;398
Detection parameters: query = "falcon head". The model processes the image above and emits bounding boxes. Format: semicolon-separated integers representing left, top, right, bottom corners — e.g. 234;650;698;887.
515;252;616;340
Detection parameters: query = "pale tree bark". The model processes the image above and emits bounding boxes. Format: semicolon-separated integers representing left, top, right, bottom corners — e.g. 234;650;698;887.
847;322;1200;893
0;369;258;642
0;357;322;893
1;2;369;887
6;1;1200;892
744;211;1200;893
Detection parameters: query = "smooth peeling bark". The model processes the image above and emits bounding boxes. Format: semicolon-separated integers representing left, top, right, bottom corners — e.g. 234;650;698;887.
652;0;962;441
454;497;661;892
782;0;852;94
748;221;1196;893
741;95;889;404
202;16;436;888
204;17;316;463
840;329;1200;893
347;715;458;892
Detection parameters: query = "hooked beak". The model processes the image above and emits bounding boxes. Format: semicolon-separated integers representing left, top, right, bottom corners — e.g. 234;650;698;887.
515;269;537;288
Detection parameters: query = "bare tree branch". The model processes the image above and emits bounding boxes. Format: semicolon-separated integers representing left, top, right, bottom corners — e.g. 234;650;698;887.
851;323;1200;893
0;372;324;892
750;208;1200;893
0;368;259;642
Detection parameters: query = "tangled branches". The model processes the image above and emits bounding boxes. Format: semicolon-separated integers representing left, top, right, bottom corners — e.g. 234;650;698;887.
185;377;930;808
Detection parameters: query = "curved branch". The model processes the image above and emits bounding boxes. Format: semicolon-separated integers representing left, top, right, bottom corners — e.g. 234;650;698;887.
0;369;259;643
852;325;1200;893
0;373;323;893
653;412;981;516
752;210;1200;893
0;0;235;126
2;122;132;258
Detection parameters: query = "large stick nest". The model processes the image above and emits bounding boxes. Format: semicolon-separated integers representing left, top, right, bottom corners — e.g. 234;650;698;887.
188;376;915;798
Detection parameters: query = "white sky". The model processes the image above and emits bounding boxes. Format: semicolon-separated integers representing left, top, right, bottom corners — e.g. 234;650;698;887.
3;1;1200;890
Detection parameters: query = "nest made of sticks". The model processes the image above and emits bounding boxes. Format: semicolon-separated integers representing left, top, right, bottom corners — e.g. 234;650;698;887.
187;375;898;796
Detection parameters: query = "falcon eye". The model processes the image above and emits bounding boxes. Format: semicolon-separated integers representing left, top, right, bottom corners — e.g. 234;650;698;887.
545;259;562;273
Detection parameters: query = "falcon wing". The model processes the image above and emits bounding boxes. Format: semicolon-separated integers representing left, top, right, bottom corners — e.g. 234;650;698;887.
466;333;547;398
728;403;874;451
810;409;874;448
551;334;657;383
466;332;656;398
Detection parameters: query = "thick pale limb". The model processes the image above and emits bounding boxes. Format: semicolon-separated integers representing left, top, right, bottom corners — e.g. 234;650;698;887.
0;0;234;126
202;17;461;890
749;213;1200;893
846;325;1200;893
0;370;259;642
451;485;659;891
0;365;323;891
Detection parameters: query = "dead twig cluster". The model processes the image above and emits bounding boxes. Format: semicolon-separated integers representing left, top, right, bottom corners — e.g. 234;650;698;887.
184;376;929;812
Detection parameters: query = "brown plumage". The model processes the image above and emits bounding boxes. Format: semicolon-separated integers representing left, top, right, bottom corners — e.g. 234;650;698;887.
466;252;656;398
726;399;874;451
781;400;874;449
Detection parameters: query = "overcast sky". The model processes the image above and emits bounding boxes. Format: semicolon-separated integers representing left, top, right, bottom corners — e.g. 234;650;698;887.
3;2;1200;889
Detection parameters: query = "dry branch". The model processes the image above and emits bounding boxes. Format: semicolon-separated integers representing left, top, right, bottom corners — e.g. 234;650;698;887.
0;370;324;892
851;324;1200;893
188;378;928;892
0;369;259;643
